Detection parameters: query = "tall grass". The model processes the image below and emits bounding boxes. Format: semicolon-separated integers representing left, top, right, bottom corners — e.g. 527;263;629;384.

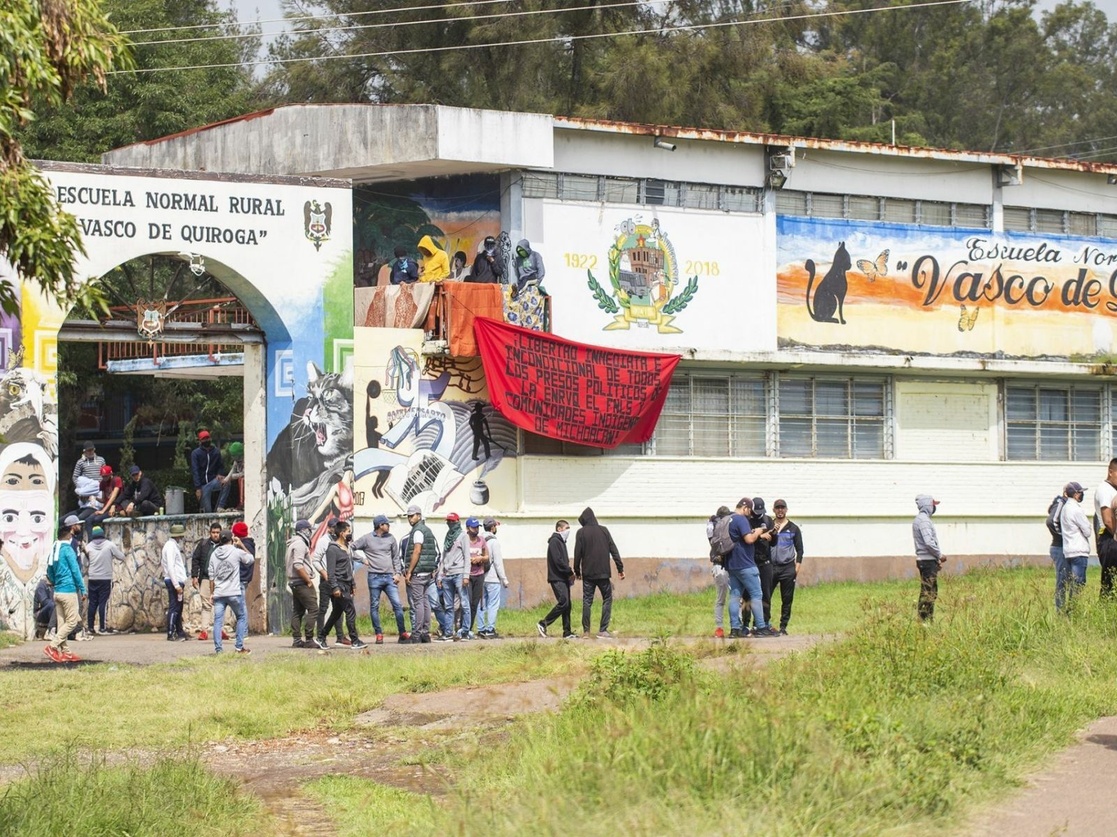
0;752;263;836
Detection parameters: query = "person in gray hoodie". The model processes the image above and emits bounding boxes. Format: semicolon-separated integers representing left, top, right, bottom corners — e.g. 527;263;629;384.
912;495;945;622
207;529;255;654
512;239;545;295
85;525;124;635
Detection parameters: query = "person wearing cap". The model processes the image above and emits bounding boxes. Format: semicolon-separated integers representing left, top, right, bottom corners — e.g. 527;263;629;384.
467;235;505;284
44;521;86;663
1093;458;1117;597
310;518;349;647
477;518;509;639
438;512;472;640
95;465;123;519
403;505;439;643
285;519;318;647
352;515;409;644
71;441;105;488
913;495;946;622
770;499;805;635
746;497;775;633
161;524;189;642
207;529;255;654
121;465;162;517
84;525;124;635
1058;482;1091;612
190;429;230;513
231;522;256;623
317;520;367;650
573;507;625;639
464;517;489;637
726;498;774;638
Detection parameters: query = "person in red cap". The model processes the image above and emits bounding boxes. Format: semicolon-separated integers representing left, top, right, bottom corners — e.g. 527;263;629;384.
912;494;945;621
190;429;231;513
96;464;123;519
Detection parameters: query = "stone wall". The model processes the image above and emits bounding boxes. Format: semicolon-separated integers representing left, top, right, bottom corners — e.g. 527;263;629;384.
100;514;262;635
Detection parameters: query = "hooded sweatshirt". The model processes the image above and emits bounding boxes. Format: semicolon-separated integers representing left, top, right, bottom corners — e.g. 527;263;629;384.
417;235;450;283
573;507;623;580
912;495;943;562
208;543;254;598
440;521;469;577
1060;495;1093;559
47;540;85;595
546;530;574;583
513;239;545;291
86;535;125;581
285;531;313;585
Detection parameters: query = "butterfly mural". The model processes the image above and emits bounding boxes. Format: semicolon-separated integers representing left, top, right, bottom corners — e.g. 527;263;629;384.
958;304;979;332
856;249;889;282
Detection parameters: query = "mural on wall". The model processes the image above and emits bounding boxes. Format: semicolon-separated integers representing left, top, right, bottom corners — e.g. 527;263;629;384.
352;328;517;518
353;174;502;287
540;201;773;352
778;216;1117;357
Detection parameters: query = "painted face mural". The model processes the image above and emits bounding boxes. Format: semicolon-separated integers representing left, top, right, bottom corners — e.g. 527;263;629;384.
0;442;56;636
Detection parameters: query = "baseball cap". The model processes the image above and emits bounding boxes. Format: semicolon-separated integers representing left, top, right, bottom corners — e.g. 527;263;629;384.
219;529;233;542
406;504;422;516
228;441;244;456
373;514;390;527
445;512;460;522
1065;481;1085;496
197;429;211;441
295;519;312;532
100;465;113;476
751;497;766;514
483;517;499;528
232;522;249;538
130;465;141;475
773;499;787;508
326;517;340;530
83;441;95;451
91;526;104;538
736;497;753;509
465;516;480;529
63;514;81;527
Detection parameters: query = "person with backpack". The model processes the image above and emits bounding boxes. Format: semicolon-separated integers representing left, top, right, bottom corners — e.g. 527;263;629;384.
1046;487;1068;611
770;499;805;635
727;498;776;638
707;506;733;638
1058;482;1091;612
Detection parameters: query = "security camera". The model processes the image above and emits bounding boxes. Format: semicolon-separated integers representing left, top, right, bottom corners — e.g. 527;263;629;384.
653;137;676;152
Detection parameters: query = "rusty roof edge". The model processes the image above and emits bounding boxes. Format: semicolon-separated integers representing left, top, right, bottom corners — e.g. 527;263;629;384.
552;115;1117;175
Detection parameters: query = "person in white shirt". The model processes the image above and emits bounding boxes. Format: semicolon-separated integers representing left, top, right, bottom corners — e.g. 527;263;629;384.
1093;459;1117;597
1058;482;1091;612
161;524;189;641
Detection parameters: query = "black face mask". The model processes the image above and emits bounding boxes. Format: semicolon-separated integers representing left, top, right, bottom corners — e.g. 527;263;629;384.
202;440;212;448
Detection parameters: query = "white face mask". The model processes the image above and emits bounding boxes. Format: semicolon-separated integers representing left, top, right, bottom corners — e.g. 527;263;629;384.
559;529;570;542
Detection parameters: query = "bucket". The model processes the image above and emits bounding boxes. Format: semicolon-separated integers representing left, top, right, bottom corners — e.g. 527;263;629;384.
164;486;185;516
469;480;489;505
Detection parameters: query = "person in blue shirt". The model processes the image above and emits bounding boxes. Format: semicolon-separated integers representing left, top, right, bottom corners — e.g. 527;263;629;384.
726;497;777;638
388;246;419;284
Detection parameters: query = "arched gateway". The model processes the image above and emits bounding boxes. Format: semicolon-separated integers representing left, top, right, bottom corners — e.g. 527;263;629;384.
0;162;352;638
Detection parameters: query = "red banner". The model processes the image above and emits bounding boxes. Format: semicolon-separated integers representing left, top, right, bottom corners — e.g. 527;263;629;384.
474;317;681;448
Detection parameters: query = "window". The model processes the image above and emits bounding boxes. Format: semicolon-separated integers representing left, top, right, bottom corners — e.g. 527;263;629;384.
777;191;990;228
522;170;762;213
651;374;767;457
1004;208;1117;237
777;377;888;458
1006;385;1102;461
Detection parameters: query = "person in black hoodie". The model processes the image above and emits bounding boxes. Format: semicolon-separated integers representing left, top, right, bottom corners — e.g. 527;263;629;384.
537;520;576;639
317;520;367;650
573;507;624;638
747;497;775;632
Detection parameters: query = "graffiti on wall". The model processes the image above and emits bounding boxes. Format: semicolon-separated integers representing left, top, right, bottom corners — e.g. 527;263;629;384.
352;328;517;518
778;216;1117;357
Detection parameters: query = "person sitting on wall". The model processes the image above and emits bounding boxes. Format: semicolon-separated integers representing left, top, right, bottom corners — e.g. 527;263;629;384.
388;245;419;285
417;235;450;283
512;238;546;296
467;236;505;284
221;442;245;510
448;250;469;282
121;465;162;516
191;429;230;513
72;475;101;523
96;465;124;518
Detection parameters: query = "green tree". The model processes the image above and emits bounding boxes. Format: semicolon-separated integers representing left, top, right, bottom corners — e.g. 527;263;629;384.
1;0;129;315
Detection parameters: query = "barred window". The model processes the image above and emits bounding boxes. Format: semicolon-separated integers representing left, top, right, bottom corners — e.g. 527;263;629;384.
1006;385;1102;461
777;377;887;458
777;191;990;228
522;171;761;213
1004;207;1117;237
651;374;766;457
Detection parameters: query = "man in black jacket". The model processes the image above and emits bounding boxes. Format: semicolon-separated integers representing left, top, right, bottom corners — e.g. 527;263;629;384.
318;520;367;650
770;499;805;635
573;507;624;638
747;497;775;632
122;465;162;516
537;520;576;639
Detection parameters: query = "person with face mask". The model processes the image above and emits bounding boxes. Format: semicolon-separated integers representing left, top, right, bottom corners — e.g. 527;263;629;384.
190;430;230;513
467;236;505;284
317;520;367;650
388;245;419;285
913;495;946;622
537;520;576;639
511;238;546;296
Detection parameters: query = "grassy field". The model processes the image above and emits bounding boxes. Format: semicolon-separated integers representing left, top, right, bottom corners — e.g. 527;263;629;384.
9;565;1115;836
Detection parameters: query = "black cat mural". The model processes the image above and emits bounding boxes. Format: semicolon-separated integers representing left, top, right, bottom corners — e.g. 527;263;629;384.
805;242;851;325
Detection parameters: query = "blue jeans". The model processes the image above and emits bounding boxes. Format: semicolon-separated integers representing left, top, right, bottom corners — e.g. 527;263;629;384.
367;573;406;634
441;575;472;637
213;595;247;651
200;478;232;513
728;566;767;631
1057;549;1088;611
430;579;451;636
478;581;503;633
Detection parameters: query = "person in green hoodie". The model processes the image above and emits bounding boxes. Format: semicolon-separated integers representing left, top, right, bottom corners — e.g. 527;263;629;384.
45;522;86;663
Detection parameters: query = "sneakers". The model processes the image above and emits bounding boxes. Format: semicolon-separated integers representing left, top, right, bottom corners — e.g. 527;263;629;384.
221;630;230;641
562;633;579;640
751;627;777;638
714;627;725;639
420;633;432;644
728;628;747;638
777;628;788;636
61;651;80;662
292;639;307;648
435;634;454;642
338;638;353;647
176;633;190;642
375;634;384;645
351;640;368;650
398;632;411;643
596;630;614;639
536;621;547;638
461;632;475;641
312;637;329;650
234;647;252;655
43;645;62;663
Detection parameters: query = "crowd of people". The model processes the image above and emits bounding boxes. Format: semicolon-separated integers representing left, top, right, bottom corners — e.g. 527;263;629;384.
387;236;545;294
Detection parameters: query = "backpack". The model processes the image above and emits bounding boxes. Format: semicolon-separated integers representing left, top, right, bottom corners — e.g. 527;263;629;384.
1046;495;1066;539
710;515;735;563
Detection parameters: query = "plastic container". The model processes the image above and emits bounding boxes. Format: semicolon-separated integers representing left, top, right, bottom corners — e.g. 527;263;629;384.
164;486;185;516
